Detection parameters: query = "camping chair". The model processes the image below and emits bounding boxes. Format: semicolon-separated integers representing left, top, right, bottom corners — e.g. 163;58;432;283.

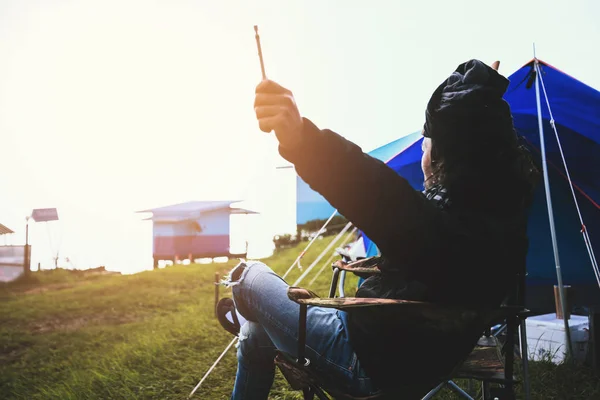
274;257;532;400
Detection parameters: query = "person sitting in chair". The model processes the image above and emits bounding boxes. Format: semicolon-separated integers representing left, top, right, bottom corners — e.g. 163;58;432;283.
218;59;539;399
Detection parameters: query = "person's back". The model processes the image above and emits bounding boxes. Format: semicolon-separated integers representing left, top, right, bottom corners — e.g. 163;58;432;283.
348;189;531;390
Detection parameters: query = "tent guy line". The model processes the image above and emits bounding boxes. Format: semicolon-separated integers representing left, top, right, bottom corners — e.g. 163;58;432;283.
537;67;600;286
282;210;339;280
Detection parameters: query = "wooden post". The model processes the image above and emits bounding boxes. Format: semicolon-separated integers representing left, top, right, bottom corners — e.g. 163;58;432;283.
554;285;573;320
214;272;220;317
24;218;30;275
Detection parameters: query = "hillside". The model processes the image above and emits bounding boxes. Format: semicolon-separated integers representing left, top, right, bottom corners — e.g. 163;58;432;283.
0;238;598;399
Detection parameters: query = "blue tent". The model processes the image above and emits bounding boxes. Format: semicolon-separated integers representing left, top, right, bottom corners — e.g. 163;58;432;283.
296;59;600;311
296;132;422;224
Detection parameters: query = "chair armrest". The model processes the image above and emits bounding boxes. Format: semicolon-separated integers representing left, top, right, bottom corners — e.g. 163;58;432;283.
288;287;438;309
287;287;493;330
332;257;381;277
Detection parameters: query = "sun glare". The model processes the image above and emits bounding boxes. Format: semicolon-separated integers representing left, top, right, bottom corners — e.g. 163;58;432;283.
2;1;599;274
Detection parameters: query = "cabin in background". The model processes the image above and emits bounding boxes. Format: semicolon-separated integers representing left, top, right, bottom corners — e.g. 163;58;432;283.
138;201;257;268
0;222;24;282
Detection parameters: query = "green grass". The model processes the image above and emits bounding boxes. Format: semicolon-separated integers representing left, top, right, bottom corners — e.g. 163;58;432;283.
0;238;598;399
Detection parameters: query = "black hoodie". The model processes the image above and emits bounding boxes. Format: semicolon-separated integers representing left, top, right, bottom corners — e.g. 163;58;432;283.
278;60;530;393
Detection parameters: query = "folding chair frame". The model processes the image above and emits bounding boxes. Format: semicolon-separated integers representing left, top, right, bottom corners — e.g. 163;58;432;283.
328;263;532;400
276;258;532;400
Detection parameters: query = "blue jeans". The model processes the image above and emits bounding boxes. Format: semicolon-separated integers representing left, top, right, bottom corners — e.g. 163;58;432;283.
226;261;379;399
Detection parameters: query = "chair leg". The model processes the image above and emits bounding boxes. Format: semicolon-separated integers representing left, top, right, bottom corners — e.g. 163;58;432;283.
493;323;507;337
300;385;329;400
421;381;447;400
504;318;516;396
297;304;308;363
519;320;532;400
329;268;340;298
338;270;347;297
313;385;329;400
481;381;491;400
447;381;475;400
302;387;314;400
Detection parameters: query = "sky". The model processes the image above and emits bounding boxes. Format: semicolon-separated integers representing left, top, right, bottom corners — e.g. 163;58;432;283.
1;0;599;273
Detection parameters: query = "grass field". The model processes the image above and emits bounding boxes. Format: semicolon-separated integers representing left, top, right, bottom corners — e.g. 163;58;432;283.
1;237;599;399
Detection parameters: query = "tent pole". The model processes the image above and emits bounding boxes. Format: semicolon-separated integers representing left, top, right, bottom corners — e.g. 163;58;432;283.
533;57;573;360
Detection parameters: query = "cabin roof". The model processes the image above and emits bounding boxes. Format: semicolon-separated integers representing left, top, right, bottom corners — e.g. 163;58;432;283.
0;223;14;235
137;200;257;222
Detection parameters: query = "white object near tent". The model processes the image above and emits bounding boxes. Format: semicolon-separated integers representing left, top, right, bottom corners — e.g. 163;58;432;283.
525;314;589;364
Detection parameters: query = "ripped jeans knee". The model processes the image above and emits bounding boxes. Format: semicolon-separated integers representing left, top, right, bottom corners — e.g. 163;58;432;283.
222;260;280;322
221;260;252;288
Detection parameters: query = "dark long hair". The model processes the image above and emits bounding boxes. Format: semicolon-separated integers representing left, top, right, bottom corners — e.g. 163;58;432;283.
428;125;540;214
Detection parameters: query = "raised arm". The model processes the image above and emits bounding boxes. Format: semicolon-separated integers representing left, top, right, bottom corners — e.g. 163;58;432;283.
280;119;448;267
254;80;447;267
